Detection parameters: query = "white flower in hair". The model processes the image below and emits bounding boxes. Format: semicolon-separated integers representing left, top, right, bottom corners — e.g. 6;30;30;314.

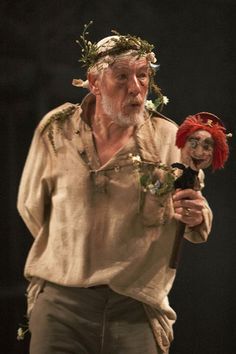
103;55;114;64
146;52;157;63
163;96;169;105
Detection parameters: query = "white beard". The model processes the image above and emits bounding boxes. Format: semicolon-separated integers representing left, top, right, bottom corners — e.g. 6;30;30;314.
101;95;145;127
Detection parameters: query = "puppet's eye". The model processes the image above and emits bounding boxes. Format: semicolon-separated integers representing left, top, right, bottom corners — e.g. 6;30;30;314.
202;143;213;151
188;138;198;148
202;139;214;151
203;143;209;150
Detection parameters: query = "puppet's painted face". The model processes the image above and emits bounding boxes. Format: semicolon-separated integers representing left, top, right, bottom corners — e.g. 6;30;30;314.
181;130;214;170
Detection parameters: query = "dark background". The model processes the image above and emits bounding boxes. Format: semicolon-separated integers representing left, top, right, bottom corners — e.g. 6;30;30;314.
1;0;236;353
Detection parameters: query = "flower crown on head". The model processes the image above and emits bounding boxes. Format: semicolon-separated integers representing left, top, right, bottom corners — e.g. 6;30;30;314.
76;21;157;70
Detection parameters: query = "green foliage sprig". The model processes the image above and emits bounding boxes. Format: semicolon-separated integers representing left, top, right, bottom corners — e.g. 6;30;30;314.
129;154;177;196
140;166;176;196
76;21;99;69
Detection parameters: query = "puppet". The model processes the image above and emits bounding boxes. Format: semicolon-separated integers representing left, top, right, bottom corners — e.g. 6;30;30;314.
170;112;230;268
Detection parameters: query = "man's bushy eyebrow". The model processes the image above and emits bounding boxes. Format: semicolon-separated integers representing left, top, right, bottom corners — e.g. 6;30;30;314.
112;63;149;72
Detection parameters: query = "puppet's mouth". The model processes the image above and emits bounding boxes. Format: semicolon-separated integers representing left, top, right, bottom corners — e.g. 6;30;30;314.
192;157;205;167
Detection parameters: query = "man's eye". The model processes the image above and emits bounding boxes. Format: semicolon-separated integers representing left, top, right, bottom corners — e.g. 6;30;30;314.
117;74;127;81
138;72;148;79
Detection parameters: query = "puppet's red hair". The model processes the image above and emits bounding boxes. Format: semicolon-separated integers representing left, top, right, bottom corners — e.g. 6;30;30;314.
176;115;229;170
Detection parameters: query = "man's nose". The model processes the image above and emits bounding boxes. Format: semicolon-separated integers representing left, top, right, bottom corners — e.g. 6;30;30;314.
127;76;141;96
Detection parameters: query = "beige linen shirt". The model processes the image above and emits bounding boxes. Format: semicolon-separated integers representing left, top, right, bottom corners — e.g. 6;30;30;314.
17;94;212;352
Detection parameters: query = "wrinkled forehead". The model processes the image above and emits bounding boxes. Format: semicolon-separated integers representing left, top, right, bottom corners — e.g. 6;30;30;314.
188;129;213;140
110;54;149;70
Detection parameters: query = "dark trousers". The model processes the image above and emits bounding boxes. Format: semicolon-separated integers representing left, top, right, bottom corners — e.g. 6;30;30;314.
29;282;161;354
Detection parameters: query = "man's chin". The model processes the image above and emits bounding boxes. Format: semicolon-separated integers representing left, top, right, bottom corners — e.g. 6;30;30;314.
114;112;145;127
123;104;144;114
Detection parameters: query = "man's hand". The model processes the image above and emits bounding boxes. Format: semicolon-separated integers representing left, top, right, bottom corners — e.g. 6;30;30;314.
173;189;205;227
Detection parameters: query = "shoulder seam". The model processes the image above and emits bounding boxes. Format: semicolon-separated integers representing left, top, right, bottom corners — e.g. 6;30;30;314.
40;103;79;134
39;103;79;152
149;109;179;127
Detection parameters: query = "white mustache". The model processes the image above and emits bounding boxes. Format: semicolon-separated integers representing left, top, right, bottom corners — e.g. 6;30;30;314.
124;99;142;105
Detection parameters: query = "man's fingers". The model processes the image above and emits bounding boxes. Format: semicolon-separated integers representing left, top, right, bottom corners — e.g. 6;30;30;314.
173;188;203;201
173;199;204;211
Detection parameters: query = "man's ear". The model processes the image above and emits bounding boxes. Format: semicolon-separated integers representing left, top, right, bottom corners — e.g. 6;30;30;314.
87;72;101;95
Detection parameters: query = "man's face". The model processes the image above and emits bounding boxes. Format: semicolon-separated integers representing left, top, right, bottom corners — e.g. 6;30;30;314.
181;129;214;170
97;55;150;127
